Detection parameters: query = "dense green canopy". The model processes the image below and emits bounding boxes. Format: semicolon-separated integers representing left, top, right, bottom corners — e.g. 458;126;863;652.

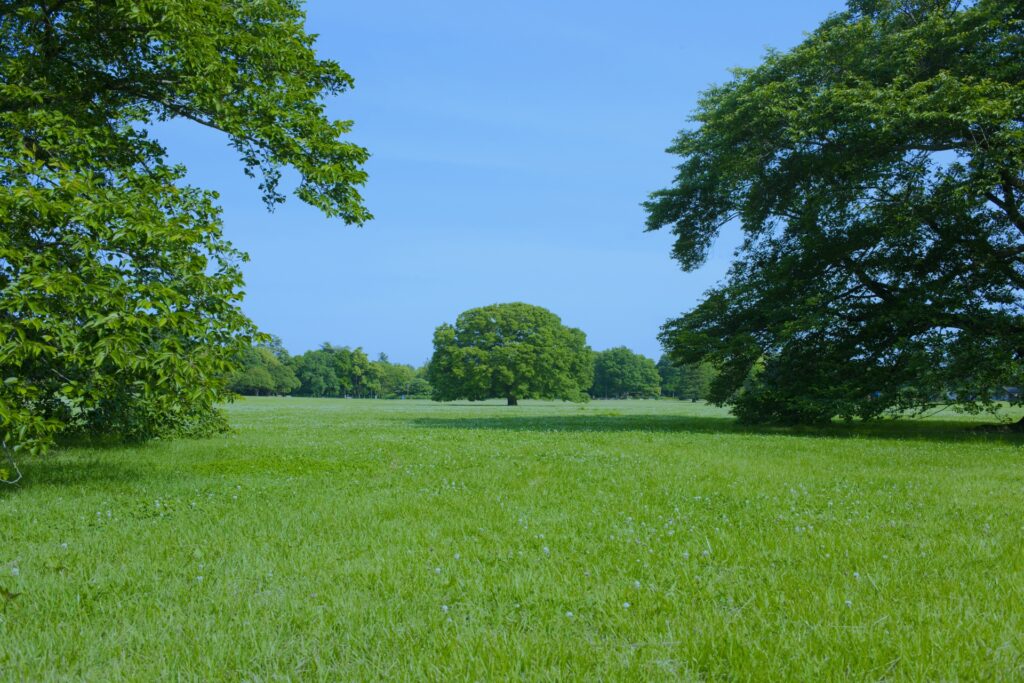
427;303;593;406
227;338;300;396
591;347;661;399
645;0;1024;425
0;1;369;452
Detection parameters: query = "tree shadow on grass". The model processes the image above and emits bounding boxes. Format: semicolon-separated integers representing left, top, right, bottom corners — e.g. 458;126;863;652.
412;413;1024;445
1;455;142;495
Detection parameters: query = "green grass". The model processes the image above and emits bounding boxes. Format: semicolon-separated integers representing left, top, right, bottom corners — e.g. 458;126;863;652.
2;398;1023;680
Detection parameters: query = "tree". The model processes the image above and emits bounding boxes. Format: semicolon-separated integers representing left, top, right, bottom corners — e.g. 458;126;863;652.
290;345;382;398
372;356;431;399
292;351;339;398
1;1;369;453
645;0;1024;426
657;356;716;401
591;347;661;399
228;365;276;397
427;303;593;406
265;358;301;396
227;346;299;396
407;375;434;399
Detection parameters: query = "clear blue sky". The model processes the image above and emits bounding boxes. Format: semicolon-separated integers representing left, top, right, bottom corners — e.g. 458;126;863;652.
158;0;846;366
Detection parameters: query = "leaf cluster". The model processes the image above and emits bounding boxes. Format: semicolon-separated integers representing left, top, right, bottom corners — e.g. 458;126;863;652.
0;1;370;452
646;0;1024;424
427;303;594;404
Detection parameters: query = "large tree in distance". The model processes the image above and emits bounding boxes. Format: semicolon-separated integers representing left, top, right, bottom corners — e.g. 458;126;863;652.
0;1;370;453
427;303;593;406
645;0;1024;426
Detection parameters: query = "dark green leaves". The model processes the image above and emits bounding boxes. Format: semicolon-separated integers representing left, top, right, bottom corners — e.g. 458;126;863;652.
646;0;1024;424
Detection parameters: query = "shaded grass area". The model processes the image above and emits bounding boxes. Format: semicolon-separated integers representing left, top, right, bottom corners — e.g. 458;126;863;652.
1;398;1023;680
416;408;1024;444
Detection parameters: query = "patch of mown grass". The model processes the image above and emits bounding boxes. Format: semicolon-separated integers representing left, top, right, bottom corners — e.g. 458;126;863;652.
1;398;1022;680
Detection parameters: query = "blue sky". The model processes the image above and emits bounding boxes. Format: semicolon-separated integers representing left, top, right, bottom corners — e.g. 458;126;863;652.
159;0;847;366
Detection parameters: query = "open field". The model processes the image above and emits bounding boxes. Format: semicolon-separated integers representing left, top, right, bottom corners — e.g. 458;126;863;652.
2;398;1023;680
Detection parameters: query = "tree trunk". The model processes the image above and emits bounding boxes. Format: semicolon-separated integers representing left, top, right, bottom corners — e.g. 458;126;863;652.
507;397;518;406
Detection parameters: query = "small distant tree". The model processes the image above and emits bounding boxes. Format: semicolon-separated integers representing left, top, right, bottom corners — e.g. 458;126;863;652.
372;357;431;399
227;346;299;396
292;350;339;397
427;303;593;406
657;356;717;401
290;344;392;398
229;365;276;396
266;359;302;395
591;347;661;399
407;376;433;399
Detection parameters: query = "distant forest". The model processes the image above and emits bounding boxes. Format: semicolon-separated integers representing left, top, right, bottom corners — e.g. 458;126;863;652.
229;337;716;401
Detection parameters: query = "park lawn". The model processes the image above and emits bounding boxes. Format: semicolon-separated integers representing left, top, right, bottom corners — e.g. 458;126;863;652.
1;398;1022;680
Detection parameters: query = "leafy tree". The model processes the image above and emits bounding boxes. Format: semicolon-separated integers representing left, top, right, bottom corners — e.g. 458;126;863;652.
407;375;433;399
292;351;339;398
258;335;292;362
657;356;716;402
591;347;661;399
372;356;432;399
291;345;380;398
229;365;276;397
645;0;1024;426
1;1;369;453
265;359;301;396
227;346;299;396
427;303;593;405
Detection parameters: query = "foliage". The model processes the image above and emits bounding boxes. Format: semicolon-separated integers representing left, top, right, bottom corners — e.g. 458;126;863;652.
657;356;717;401
645;0;1024;425
288;345;431;399
291;345;374;398
372;354;432;399
227;340;300;396
0;1;370;453
427;303;593;405
590;347;661;399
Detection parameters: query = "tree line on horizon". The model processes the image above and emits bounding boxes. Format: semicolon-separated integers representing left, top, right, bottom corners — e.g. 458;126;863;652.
227;329;716;403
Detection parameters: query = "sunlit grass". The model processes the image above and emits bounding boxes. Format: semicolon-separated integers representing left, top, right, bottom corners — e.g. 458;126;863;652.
2;398;1022;680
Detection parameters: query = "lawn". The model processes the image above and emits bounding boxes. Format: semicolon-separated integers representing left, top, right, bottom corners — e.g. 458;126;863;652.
2;398;1022;680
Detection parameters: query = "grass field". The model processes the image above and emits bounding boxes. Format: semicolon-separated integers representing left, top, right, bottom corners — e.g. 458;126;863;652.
2;398;1023;680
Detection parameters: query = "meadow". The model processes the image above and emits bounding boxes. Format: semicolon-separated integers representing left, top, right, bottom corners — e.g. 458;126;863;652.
2;397;1023;680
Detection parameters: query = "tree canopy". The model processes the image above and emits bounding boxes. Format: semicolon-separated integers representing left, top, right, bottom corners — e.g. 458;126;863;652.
1;1;369;452
645;0;1024;426
227;338;300;396
427;303;593;406
657;357;717;402
289;346;431;399
291;345;375;398
591;347;661;399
